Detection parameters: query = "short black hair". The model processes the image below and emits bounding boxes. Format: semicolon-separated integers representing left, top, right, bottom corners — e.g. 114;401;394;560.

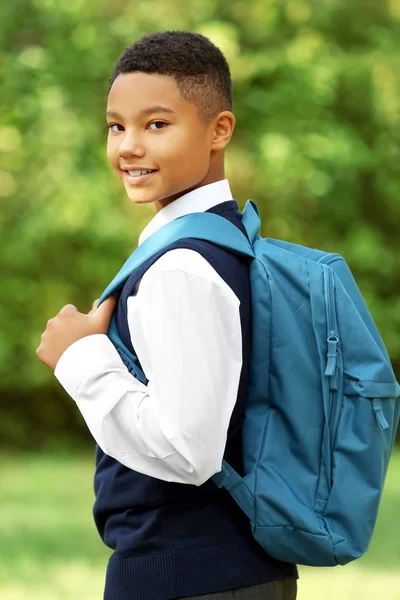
109;31;232;123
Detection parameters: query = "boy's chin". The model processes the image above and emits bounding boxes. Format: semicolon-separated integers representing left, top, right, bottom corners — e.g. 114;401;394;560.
125;188;158;205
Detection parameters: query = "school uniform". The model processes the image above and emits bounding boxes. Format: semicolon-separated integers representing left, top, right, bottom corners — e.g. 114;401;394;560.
55;179;298;599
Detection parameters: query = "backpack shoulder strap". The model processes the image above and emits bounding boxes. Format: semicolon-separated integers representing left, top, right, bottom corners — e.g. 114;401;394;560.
99;211;254;303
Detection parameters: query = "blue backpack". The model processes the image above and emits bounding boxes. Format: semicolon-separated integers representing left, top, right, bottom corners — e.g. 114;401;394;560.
99;200;400;567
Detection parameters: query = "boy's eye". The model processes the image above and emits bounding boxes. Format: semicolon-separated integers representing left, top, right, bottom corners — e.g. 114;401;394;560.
148;121;167;131
108;123;124;133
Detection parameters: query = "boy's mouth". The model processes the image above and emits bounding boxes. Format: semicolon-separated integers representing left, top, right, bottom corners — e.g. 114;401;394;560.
122;168;157;186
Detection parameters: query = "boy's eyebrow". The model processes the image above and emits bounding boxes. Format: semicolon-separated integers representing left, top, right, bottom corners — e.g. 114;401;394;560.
106;106;176;120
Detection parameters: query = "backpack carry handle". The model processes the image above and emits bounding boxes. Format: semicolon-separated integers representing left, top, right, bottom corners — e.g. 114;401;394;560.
241;200;262;243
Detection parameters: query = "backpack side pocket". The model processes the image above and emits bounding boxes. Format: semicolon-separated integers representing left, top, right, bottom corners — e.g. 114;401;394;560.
321;270;400;564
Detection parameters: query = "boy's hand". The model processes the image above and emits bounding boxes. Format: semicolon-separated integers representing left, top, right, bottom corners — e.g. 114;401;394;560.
36;296;118;372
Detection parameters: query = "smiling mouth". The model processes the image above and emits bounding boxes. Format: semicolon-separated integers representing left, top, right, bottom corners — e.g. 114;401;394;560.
123;169;157;186
126;169;156;177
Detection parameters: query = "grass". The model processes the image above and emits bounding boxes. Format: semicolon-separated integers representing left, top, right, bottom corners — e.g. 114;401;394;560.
0;450;399;599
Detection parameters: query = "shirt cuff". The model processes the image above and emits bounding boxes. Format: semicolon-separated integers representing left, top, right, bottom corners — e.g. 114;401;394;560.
54;334;125;399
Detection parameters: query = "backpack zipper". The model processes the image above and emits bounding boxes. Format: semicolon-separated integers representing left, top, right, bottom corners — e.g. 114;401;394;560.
321;264;389;433
322;265;342;447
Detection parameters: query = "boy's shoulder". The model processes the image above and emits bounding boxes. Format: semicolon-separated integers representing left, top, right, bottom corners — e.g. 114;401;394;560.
138;245;229;291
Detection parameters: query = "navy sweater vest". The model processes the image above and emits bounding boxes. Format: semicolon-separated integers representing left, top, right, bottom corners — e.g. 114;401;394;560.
93;201;297;600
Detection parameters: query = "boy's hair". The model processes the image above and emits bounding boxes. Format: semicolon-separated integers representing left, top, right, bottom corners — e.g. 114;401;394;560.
109;31;232;123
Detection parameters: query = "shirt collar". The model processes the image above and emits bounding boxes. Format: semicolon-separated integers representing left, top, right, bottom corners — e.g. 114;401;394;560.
138;179;233;246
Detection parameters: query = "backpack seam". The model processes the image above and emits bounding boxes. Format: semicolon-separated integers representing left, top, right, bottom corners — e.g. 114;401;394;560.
251;255;273;528
317;253;344;266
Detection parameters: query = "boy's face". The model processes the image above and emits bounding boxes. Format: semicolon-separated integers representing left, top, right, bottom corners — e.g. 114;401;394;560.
106;72;222;211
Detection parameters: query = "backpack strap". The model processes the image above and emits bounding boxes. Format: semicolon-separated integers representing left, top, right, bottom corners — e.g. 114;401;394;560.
99;211;255;303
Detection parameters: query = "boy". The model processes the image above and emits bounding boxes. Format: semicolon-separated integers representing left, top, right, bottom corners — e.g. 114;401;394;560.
36;31;298;600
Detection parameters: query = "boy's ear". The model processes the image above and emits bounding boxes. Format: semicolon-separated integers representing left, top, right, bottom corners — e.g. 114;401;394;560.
210;111;236;151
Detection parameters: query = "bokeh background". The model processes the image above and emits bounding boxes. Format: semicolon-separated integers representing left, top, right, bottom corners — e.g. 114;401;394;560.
1;0;399;598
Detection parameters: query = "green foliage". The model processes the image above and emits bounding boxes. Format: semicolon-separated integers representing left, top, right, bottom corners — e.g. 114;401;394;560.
1;0;400;446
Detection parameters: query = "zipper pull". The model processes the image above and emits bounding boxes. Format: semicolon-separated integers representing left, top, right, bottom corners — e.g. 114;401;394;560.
329;368;339;391
325;335;338;376
372;398;390;431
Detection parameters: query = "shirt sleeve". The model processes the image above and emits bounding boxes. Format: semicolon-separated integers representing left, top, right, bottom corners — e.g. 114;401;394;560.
54;250;243;485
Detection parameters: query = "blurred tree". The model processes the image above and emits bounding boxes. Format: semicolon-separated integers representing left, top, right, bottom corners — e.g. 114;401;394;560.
1;0;399;447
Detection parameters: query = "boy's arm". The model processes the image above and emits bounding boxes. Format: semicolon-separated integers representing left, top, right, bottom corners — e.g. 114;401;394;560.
54;249;243;486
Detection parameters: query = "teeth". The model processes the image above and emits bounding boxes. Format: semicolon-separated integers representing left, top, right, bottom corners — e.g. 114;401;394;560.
127;169;153;176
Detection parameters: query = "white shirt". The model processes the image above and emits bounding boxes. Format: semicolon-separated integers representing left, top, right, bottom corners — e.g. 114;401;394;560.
55;179;243;486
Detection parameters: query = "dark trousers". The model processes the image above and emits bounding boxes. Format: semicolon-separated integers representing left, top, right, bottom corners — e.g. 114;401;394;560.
179;579;297;599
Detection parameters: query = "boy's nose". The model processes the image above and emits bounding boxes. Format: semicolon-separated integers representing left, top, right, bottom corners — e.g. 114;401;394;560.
118;133;145;158
119;143;145;158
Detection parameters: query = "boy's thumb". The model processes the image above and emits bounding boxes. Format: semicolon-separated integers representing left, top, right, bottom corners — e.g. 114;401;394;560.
93;295;118;325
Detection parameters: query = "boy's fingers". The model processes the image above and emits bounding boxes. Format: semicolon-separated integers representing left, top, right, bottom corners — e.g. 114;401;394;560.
60;304;78;315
